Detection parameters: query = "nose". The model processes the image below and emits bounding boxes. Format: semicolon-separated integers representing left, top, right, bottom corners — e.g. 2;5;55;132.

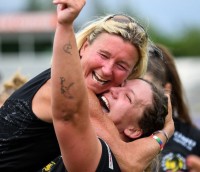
102;63;113;77
109;87;126;99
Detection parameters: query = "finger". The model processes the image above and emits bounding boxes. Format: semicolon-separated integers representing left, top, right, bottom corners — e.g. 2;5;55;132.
187;155;200;170
165;94;172;119
53;0;59;5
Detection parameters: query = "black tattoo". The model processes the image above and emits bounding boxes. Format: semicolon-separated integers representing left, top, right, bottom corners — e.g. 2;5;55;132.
60;77;74;99
63;42;72;55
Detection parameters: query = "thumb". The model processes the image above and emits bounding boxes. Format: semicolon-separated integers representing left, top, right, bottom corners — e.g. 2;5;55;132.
187;155;200;171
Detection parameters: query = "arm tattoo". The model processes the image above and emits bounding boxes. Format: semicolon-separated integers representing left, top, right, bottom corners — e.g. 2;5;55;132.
60;77;74;99
63;42;72;55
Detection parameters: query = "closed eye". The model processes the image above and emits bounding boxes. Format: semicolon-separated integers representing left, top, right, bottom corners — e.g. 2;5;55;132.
98;50;110;59
117;64;128;71
117;61;130;72
125;89;136;104
100;53;109;59
126;94;132;103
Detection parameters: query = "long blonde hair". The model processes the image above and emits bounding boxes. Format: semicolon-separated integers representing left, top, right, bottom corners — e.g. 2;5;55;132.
76;14;149;79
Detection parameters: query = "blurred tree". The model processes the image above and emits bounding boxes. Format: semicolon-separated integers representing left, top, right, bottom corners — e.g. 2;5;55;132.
174;28;200;57
26;0;54;12
148;27;200;57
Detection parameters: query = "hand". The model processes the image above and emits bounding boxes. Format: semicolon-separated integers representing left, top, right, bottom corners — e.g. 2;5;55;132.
187;155;200;172
163;93;174;138
53;0;86;25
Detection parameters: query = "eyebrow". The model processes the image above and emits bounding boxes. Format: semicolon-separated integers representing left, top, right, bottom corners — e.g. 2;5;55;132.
136;78;152;87
99;49;111;56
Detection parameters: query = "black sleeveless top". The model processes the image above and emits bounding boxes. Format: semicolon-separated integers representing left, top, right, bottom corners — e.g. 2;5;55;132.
39;139;121;172
0;68;61;172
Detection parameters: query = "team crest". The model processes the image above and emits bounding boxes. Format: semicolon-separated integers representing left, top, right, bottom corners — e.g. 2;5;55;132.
161;153;187;172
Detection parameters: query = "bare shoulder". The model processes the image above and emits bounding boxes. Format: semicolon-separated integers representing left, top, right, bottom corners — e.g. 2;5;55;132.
32;79;52;122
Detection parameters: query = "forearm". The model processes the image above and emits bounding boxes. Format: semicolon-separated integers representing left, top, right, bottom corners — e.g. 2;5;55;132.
51;23;87;118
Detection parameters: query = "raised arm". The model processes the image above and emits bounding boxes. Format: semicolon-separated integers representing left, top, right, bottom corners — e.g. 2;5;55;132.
51;0;101;171
89;90;174;172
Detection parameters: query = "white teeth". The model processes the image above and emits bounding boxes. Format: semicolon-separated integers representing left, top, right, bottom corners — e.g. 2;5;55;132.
101;96;110;110
92;72;108;85
92;75;104;85
95;73;107;82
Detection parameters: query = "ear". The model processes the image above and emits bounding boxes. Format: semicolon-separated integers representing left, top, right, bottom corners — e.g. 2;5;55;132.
164;82;172;94
124;127;143;139
79;40;89;57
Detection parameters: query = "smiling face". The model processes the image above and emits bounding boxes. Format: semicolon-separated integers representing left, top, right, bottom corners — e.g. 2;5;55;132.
80;33;139;94
99;79;153;139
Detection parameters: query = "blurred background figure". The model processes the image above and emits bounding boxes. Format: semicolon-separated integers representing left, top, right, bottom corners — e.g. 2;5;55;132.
0;70;28;107
144;43;200;172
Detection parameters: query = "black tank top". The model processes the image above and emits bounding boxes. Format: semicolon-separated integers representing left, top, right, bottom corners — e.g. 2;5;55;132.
0;68;60;172
39;138;121;172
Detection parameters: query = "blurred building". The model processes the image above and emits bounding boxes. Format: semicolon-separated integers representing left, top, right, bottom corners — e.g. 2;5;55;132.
0;12;56;58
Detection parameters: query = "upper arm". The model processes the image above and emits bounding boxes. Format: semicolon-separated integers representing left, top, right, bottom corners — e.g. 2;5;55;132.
53;116;102;172
51;86;102;171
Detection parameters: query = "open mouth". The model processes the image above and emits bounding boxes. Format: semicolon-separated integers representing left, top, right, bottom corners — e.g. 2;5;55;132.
92;72;109;85
98;95;110;113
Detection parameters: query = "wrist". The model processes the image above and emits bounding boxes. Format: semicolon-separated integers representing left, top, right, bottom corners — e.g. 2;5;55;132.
151;129;170;153
164;120;175;138
151;134;164;152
